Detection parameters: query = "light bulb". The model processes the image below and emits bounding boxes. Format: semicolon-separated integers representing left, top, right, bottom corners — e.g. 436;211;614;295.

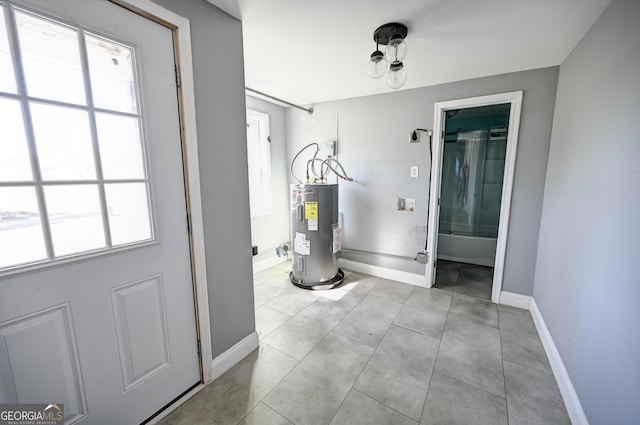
385;33;407;62
387;61;407;89
367;50;388;79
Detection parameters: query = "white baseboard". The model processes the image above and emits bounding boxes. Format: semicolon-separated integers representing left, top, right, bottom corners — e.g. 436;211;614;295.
253;254;288;274
338;259;427;287
210;331;259;382
499;291;532;309
530;299;589;425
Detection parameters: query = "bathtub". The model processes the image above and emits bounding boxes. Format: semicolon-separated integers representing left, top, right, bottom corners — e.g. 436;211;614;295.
437;233;496;267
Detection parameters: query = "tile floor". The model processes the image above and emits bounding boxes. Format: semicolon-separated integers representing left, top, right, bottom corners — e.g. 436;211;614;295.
434;259;494;301
159;261;570;425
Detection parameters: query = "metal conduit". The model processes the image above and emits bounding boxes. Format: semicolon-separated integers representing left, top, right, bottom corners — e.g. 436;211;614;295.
245;87;314;114
340;248;416;261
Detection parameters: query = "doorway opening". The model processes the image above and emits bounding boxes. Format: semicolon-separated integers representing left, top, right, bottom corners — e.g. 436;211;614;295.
435;104;510;300
425;92;523;303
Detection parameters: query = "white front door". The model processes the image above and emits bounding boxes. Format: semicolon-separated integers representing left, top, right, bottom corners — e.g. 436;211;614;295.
0;1;201;423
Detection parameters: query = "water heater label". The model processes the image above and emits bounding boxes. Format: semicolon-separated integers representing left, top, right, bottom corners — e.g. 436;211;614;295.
305;201;319;231
333;227;343;254
294;238;310;255
304;202;318;219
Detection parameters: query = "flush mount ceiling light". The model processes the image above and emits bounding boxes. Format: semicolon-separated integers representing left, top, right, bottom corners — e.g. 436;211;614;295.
367;22;408;89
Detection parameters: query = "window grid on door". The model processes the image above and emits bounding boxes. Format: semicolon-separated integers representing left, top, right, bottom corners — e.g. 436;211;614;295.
0;3;154;274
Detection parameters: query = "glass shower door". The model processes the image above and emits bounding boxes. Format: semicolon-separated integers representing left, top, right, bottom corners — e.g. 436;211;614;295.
439;128;507;238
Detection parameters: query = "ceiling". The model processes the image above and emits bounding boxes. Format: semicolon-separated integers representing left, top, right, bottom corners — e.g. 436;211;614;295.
207;0;611;106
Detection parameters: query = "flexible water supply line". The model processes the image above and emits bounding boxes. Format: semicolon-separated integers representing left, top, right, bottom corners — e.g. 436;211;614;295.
291;143;353;183
290;142;319;183
305;158;353;182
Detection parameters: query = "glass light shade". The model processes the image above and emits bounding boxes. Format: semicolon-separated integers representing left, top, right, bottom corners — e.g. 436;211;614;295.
367;50;388;79
387;61;407;89
385;35;407;62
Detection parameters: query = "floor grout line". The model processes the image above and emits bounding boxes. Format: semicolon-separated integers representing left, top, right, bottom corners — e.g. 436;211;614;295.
498;310;511;425
417;289;453;424
207;262;562;425
431;371;509;401
253;271;382;425
503;358;556;376
351;388;422;424
255;305;295;341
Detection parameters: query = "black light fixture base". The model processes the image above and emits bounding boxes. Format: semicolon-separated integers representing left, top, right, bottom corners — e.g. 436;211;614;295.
373;22;408;45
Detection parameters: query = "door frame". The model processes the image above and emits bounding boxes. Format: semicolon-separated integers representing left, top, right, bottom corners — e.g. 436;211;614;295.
425;91;523;304
111;0;213;383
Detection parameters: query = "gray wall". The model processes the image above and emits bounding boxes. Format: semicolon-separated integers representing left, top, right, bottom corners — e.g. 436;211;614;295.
246;96;290;262
287;67;558;295
153;0;255;358
533;0;640;423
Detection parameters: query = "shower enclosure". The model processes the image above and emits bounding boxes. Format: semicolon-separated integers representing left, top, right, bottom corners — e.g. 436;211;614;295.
438;124;508;266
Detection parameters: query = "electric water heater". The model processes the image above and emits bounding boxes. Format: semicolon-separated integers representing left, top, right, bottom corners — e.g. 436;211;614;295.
289;183;344;289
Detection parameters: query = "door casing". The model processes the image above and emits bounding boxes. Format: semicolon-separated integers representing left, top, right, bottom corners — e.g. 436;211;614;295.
110;0;213;384
425;91;523;303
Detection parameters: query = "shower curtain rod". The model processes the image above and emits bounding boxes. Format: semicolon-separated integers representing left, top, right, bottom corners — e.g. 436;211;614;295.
245;87;314;114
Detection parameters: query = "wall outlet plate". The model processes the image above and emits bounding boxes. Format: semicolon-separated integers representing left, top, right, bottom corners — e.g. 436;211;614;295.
397;197;416;212
410;166;419;178
322;140;336;157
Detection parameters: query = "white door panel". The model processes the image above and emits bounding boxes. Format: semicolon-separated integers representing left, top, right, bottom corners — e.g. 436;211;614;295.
111;275;172;392
0;1;200;423
0;304;86;423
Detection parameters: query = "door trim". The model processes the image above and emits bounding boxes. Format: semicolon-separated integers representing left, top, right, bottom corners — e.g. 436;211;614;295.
111;0;213;383
425;91;523;304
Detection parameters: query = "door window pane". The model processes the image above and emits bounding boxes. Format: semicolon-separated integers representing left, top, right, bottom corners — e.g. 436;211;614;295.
1;6;156;274
45;185;105;256
16;11;85;105
86;35;137;113
30;103;95;180
106;183;152;246
0;7;17;94
0;187;47;268
0;98;32;181
96;113;145;179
